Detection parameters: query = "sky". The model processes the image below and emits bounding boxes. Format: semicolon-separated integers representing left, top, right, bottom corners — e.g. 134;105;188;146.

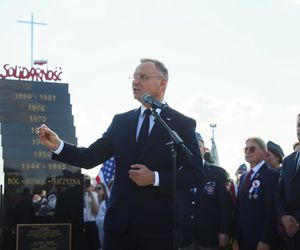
1;0;300;185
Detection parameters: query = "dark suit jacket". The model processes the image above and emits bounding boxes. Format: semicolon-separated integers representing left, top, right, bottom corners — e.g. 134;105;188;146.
277;152;300;219
276;151;300;244
52;107;203;238
234;163;279;248
178;162;233;247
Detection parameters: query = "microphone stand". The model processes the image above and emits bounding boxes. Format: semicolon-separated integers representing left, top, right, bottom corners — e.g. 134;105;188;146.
151;109;193;250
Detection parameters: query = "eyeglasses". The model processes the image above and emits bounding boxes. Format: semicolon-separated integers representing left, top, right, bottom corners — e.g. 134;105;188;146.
244;146;256;154
129;74;162;81
95;187;102;190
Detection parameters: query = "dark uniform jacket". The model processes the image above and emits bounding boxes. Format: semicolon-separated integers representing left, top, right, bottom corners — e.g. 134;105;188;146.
178;162;233;247
234;163;279;249
52;107;203;239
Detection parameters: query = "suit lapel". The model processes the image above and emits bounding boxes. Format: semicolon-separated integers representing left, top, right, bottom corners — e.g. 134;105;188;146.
239;173;247;192
129;108;141;159
238;173;248;199
291;152;300;183
252;163;265;182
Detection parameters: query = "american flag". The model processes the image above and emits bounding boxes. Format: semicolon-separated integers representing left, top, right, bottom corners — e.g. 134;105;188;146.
96;156;116;189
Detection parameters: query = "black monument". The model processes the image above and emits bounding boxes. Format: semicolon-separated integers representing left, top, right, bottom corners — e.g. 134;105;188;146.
0;79;83;250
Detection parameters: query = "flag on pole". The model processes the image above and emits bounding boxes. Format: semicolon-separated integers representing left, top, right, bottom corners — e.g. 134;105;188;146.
34;60;48;65
96;156;116;189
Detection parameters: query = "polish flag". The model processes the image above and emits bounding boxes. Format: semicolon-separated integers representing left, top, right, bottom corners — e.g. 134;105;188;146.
34;60;48;65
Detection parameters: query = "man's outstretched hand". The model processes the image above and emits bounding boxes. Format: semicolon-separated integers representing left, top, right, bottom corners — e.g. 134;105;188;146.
37;124;61;151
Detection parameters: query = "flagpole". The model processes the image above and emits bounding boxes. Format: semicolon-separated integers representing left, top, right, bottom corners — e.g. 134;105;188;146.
210;123;220;166
210;123;216;141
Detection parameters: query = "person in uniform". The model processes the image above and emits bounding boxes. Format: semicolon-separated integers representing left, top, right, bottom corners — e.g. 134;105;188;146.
178;132;233;250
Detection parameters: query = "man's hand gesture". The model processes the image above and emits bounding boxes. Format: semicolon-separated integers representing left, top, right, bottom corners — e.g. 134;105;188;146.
37;124;61;151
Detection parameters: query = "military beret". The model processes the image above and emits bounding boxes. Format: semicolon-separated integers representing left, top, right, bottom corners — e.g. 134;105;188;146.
267;141;284;159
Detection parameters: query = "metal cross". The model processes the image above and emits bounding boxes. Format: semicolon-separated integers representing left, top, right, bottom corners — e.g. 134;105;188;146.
17;13;47;67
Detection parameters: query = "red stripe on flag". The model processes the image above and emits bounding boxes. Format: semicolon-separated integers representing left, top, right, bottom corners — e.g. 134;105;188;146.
34;60;48;65
95;175;101;184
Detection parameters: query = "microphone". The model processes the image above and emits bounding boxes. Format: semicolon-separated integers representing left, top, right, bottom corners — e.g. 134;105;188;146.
141;94;168;110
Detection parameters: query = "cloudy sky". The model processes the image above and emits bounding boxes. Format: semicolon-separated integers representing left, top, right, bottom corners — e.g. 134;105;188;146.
1;0;300;184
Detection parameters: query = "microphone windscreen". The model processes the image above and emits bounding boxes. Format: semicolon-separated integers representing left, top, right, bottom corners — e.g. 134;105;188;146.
141;93;151;103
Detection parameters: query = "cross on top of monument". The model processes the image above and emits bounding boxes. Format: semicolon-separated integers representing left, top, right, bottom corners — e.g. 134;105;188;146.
17;12;47;67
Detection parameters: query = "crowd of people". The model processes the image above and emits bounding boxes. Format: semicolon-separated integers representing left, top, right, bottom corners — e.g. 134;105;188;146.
82;176;114;250
178;114;300;250
37;58;300;250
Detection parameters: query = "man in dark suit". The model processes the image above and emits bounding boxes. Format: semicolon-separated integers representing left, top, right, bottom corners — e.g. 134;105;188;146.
37;58;203;250
233;137;279;250
178;133;233;250
276;113;300;250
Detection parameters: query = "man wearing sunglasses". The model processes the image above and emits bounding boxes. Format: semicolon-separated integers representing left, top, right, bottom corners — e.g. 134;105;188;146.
37;58;203;250
233;137;280;250
277;113;300;250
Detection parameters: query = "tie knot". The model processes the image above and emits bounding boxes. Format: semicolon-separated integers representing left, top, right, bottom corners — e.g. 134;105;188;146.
143;109;151;117
249;169;254;175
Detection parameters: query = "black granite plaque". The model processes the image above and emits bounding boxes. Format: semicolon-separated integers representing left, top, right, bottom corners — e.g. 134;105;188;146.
0;79;69;92
16;223;71;250
0;101;72;115
0;79;83;250
0;124;76;137
3;159;80;174
0;89;71;104
1;135;76;147
3;147;53;160
0;113;74;126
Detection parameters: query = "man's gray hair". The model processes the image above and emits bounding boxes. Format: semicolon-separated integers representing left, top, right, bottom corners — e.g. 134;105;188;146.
246;137;266;151
140;58;169;81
